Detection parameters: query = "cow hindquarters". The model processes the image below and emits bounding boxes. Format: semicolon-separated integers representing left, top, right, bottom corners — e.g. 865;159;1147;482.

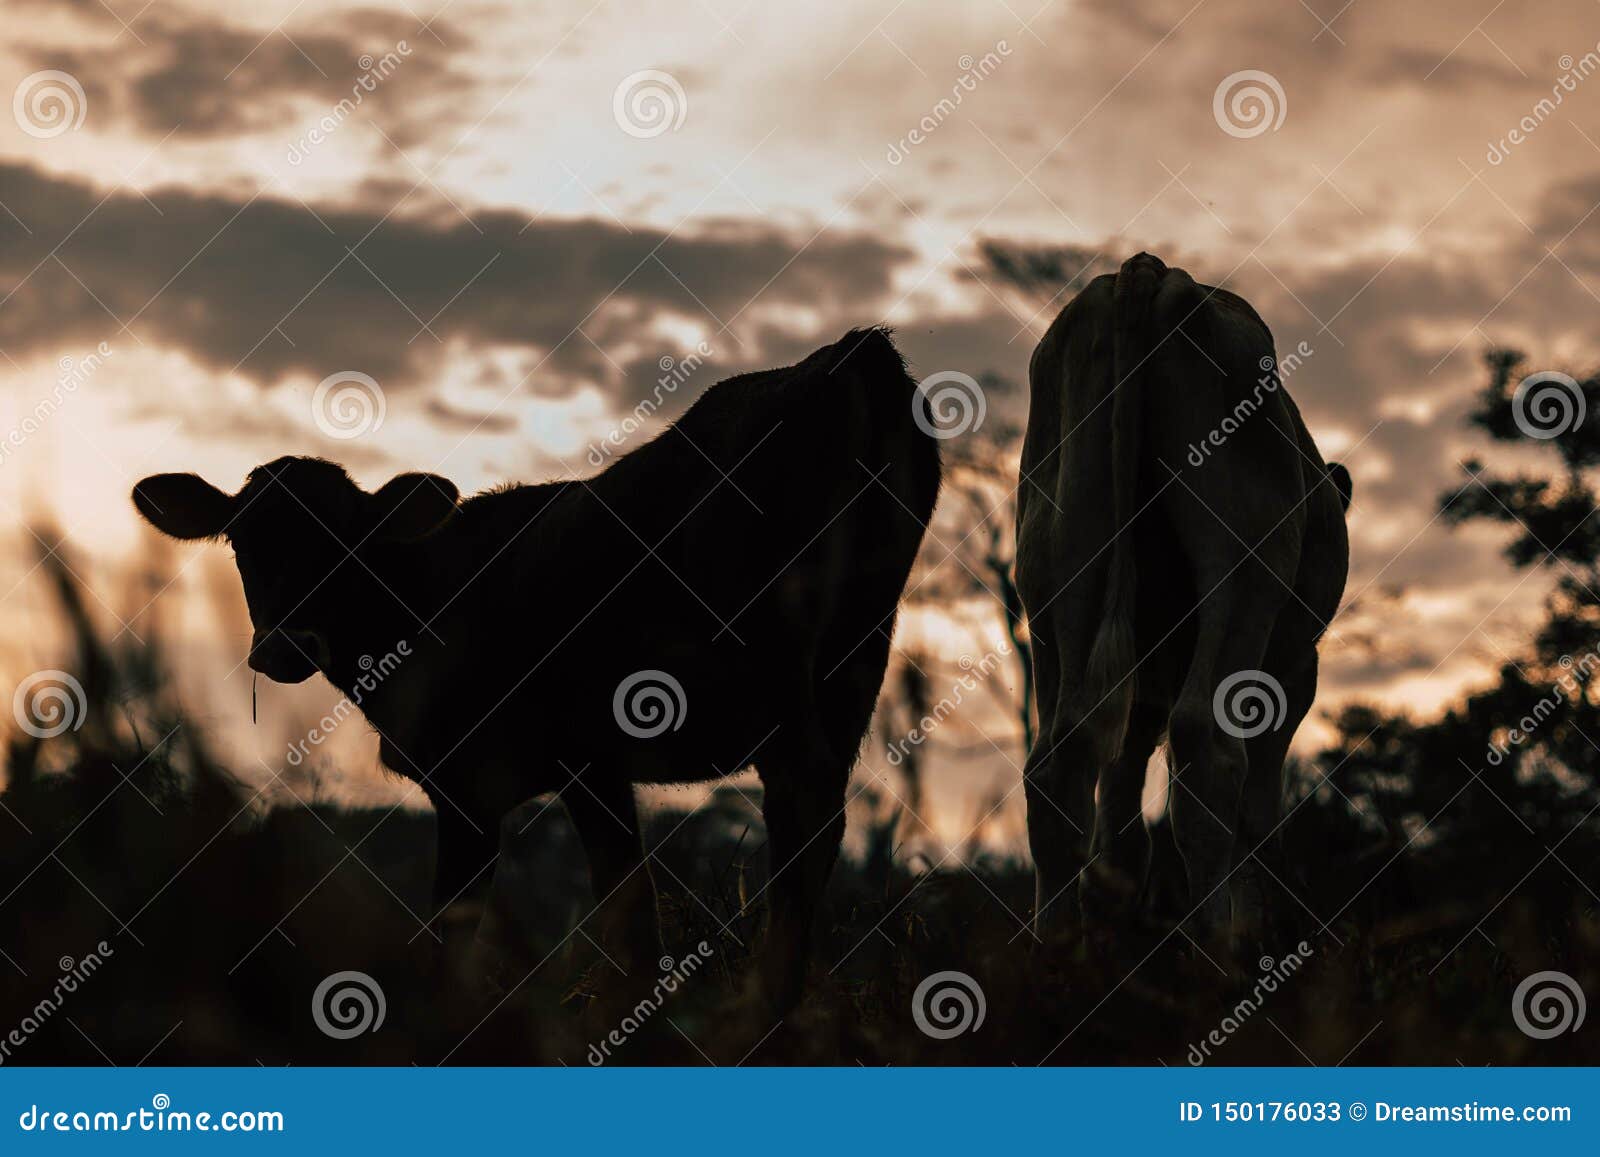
1231;647;1317;944
1165;561;1286;947
1022;575;1136;937
1081;700;1166;927
1024;729;1097;940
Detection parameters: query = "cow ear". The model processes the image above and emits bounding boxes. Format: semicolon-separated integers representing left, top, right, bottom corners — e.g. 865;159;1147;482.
1327;462;1353;513
131;473;236;540
370;473;458;541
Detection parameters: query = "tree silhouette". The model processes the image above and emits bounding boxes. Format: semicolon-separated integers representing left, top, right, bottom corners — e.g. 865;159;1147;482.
1293;351;1600;909
1436;350;1600;783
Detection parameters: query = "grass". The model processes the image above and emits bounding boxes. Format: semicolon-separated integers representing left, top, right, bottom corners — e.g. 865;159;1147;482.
2;551;1597;1066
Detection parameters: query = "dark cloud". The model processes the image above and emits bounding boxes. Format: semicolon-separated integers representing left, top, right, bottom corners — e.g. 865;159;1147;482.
0;162;916;404
423;398;519;434
19;4;476;147
1375;49;1530;91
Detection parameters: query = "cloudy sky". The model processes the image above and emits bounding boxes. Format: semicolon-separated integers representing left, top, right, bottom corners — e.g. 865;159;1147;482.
2;0;1598;815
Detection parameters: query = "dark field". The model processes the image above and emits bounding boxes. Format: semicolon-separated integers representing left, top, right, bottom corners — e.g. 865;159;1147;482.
3;553;1596;1067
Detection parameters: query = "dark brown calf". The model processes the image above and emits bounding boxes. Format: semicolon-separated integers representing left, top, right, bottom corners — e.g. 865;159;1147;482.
133;328;939;1010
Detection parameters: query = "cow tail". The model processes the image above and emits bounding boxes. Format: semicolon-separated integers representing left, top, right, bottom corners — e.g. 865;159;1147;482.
1084;253;1163;762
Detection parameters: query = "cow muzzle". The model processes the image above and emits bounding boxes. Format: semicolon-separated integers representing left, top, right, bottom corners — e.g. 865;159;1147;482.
248;627;327;684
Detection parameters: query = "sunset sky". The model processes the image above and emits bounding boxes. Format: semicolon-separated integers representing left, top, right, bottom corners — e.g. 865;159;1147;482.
2;0;1598;832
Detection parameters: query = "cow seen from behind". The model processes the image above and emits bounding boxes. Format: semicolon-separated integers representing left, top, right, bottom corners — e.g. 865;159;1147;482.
1016;253;1351;950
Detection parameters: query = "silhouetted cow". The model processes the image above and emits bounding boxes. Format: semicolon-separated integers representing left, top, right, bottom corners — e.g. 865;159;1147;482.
132;328;940;1009
1016;253;1350;947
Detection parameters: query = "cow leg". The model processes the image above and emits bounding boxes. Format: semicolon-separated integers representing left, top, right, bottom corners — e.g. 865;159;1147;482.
1232;648;1317;940
1017;531;1117;939
1144;793;1188;917
1165;571;1283;943
1024;722;1097;939
758;731;850;1012
430;801;502;967
1014;601;1085;937
563;776;662;978
1082;700;1165;924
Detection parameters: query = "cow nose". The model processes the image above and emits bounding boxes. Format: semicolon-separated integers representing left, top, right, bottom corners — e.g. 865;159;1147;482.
248;627;326;683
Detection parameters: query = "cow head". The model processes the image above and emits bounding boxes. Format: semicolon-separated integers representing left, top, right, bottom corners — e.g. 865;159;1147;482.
131;457;457;683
